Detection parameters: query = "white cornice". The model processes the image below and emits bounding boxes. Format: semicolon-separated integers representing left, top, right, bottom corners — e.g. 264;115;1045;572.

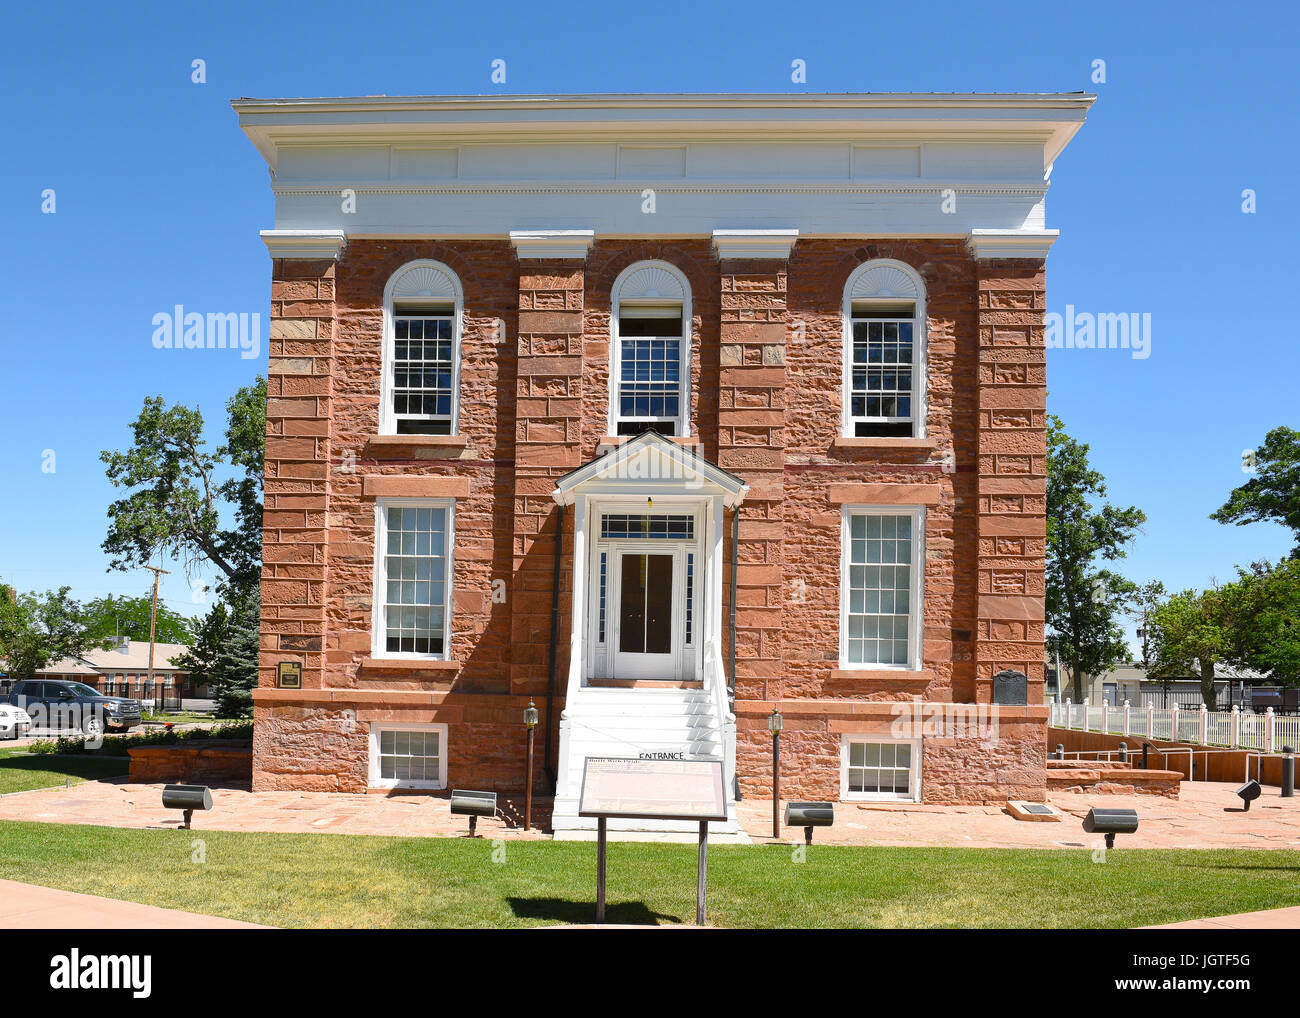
712;229;799;260
260;229;347;260
509;229;595;259
234;92;1094;171
966;229;1059;260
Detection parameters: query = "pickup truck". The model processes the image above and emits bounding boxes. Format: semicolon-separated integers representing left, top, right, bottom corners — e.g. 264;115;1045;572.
6;679;142;737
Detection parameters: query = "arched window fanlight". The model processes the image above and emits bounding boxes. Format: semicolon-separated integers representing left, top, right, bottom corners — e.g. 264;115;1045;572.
609;261;692;438
842;259;927;439
381;260;464;436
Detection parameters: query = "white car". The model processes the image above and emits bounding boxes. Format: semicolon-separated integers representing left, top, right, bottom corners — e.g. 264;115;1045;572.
0;704;33;740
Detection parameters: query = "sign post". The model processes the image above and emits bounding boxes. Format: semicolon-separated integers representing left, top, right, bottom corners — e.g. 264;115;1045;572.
579;757;727;926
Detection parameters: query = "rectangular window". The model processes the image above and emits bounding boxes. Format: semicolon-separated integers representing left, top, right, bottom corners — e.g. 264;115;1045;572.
375;500;453;657
685;552;695;646
850;305;915;438
616;309;683;437
598;552;608;644
369;723;448;790
842;508;922;668
392;306;455;435
842;738;919;801
600;513;694;540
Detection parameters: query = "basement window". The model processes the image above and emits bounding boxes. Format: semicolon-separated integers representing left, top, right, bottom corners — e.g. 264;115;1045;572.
841;736;920;802
369;723;448;790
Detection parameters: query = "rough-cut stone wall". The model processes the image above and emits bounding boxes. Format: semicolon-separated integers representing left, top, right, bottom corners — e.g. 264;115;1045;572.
261;258;336;691
255;238;1050;802
735;702;1047;804
973;259;1048;701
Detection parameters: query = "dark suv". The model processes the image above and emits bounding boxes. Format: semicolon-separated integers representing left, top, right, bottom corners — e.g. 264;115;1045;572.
7;680;142;736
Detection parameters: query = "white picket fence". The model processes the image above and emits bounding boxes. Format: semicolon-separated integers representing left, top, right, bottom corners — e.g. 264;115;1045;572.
1049;699;1300;754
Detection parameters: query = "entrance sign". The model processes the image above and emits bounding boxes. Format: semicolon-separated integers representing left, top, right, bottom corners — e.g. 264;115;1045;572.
579;756;727;821
578;756;727;925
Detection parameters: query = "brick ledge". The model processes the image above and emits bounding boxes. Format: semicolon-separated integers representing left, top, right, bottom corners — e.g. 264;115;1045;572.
831;437;939;452
358;657;462;674
829;668;935;682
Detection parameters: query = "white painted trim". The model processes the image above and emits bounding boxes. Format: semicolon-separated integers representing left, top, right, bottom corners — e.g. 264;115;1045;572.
260;229;347;260
608;261;693;438
841;259;928;440
966;228;1058;260
368;721;450;790
839;734;921;803
582;498;707;683
552;431;748;508
370;497;456;661
380;260;464;437
509;229;595;260
711;229;798;260
838;505;926;672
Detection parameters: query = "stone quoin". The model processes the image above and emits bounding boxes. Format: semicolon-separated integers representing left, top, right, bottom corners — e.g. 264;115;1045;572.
235;92;1092;833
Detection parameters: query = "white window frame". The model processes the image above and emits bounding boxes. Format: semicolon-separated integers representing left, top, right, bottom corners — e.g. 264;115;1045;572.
380;260;464;437
368;721;449;790
840;735;921;803
370;497;456;660
838;505;925;671
608;260;692;438
841;259;927;439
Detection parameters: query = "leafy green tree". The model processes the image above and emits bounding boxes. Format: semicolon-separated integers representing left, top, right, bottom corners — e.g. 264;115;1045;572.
1228;559;1300;685
80;593;195;645
209;587;259;718
1212;426;1300;557
0;585;108;680
101;377;266;599
1045;415;1147;702
1149;588;1235;709
173;600;230;694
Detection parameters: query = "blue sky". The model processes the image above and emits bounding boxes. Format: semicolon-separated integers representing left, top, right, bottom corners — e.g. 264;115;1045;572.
0;0;1296;625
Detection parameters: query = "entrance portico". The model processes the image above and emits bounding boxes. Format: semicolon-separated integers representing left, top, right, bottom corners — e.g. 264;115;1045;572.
549;432;749;835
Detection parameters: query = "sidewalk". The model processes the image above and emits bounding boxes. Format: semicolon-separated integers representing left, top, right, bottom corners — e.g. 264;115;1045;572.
0;877;268;928
1148;906;1300;929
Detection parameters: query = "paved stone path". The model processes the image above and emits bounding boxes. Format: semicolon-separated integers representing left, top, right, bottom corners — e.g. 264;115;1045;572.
1;776;1298;849
0;877;267;928
0;779;552;839
1147;906;1300;929
736;781;1300;850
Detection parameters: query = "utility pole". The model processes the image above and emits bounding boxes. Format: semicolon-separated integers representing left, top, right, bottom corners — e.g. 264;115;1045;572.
143;563;170;712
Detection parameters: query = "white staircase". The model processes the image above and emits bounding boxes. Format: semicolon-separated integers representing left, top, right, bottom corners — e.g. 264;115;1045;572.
551;684;743;840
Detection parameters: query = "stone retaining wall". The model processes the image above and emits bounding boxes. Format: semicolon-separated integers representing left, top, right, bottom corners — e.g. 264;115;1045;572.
127;741;253;785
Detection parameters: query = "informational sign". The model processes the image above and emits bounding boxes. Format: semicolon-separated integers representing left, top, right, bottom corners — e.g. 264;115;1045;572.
276;661;302;689
578;756;727;821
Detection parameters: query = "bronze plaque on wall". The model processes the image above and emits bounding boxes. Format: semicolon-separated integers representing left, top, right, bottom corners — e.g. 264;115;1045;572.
276;661;302;689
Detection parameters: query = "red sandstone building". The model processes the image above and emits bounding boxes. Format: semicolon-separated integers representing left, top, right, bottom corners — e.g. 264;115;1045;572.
236;92;1092;834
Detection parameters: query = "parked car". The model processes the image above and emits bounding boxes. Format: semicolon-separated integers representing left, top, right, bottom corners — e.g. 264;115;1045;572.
6;680;141;736
0;704;32;740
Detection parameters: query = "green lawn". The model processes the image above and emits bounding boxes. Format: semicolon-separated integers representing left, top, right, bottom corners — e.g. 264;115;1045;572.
0;751;128;795
0;819;1297;928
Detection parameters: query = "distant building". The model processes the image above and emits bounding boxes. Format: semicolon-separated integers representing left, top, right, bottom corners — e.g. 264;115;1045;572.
35;638;205;701
1052;662;1268;709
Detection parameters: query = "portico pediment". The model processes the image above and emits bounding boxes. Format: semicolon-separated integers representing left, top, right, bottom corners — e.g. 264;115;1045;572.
551;431;749;508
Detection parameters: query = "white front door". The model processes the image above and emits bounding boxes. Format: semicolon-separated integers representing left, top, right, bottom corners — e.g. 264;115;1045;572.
612;546;683;679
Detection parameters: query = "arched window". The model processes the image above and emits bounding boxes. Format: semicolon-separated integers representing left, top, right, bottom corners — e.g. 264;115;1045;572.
609;260;691;438
842;260;926;439
381;260;464;436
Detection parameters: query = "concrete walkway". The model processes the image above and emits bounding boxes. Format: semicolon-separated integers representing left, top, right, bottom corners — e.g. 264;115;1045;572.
1148;906;1300;929
0;877;267;928
1;775;1298;849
